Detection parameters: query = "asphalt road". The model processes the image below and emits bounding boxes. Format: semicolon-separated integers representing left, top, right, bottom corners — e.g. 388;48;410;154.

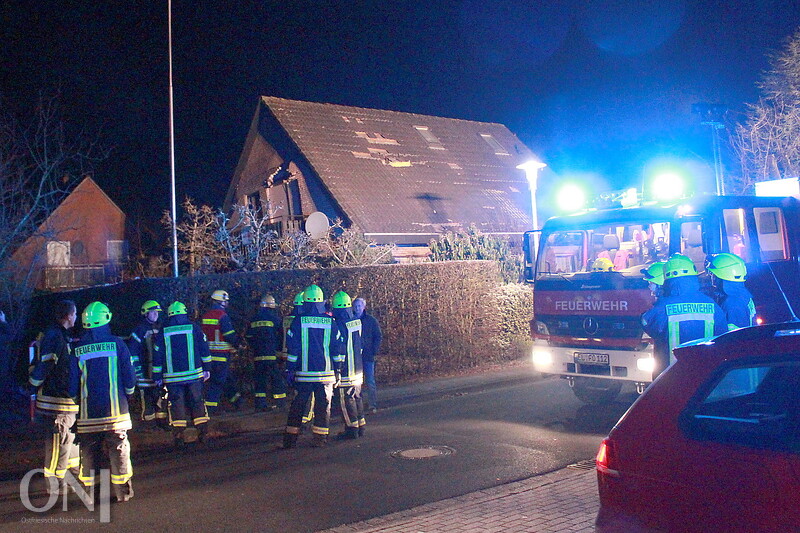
0;370;638;532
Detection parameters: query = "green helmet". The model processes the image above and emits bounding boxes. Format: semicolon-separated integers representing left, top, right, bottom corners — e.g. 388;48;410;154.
168;301;187;316
642;262;666;286
304;284;324;303
82;301;112;329
332;290;352;309
141;300;162;315
293;291;305;306
707;253;747;282
664;253;698;279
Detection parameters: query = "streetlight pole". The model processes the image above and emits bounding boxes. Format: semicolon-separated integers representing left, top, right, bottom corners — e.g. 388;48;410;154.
517;160;547;253
168;0;179;277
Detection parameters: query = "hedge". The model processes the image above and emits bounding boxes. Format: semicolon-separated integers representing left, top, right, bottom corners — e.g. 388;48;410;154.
29;260;532;386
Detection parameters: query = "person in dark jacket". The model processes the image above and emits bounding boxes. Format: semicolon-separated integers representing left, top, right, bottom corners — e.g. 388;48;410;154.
353;298;382;413
706;253;756;331
69;301;137;503
246;294;286;411
642;254;727;378
331;291;365;439
127;300;167;427
153;301;211;449
283;285;344;448
28;300;79;496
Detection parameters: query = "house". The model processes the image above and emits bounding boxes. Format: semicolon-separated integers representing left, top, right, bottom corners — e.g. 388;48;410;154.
11;176;127;290
225;97;540;261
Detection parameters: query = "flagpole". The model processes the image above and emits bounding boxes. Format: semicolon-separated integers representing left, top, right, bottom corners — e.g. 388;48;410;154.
168;0;179;277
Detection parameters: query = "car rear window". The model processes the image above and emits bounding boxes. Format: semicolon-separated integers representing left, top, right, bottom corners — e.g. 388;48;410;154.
683;359;800;453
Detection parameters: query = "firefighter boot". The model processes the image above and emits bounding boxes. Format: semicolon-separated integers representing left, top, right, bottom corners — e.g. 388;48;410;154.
282;432;298;449
336;427;359;440
311;434;328;447
114;480;134;503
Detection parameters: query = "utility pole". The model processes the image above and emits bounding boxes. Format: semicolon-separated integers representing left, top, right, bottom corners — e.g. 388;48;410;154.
692;103;727;196
168;0;179;277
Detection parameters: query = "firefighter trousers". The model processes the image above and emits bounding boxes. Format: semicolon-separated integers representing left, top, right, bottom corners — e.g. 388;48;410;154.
43;413;80;484
139;386;167;425
205;359;239;410
254;360;287;408
78;430;133;501
338;384;366;431
167;380;209;438
286;382;333;436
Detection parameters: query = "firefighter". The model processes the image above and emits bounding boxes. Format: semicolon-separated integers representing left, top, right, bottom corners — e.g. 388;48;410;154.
246;294;286;411
282;285;344;448
642;261;666;299
28;300;80;496
331;291;365;439
641;254;727;378
152;301;211;449
592;257;615;272
201;290;241;414
69;302;137;503
706;253;756;331
127;300;167;428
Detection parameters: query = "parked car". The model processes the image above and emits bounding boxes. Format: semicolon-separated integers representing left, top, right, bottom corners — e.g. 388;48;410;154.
595;321;800;532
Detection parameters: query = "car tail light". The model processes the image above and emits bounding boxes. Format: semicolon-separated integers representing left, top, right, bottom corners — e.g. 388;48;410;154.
596;438;620;478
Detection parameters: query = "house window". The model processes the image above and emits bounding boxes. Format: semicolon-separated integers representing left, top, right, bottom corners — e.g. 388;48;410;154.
46;241;70;266
247;191;262;212
414;126;445;150
479;133;510;156
754;207;789;261
107;240;125;263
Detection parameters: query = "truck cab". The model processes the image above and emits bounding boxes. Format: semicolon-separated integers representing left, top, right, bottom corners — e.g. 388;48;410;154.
524;195;800;404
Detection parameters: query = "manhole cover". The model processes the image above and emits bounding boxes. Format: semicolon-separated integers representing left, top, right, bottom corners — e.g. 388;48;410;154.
567;459;596;471
391;445;455;460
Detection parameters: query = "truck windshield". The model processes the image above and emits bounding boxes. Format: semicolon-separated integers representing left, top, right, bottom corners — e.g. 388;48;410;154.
537;221;671;277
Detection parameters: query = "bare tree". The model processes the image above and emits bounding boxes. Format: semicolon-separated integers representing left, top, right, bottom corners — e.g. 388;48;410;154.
162;197;226;275
732;28;800;192
0;93;106;330
321;220;396;266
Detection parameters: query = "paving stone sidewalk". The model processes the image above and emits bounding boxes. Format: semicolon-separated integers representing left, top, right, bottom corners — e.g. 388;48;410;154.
321;466;599;533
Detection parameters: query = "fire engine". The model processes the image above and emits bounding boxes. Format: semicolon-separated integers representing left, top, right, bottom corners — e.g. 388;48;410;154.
523;193;800;404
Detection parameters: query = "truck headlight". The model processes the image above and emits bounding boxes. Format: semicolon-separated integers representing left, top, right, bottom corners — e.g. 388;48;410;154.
532;349;553;368
636;357;655;373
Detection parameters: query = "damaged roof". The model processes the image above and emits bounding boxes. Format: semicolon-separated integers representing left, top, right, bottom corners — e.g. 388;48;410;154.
260;96;536;241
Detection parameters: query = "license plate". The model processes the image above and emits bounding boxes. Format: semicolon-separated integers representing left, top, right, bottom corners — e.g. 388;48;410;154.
574;352;609;365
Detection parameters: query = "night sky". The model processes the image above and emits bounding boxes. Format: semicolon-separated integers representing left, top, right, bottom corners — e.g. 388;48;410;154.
4;0;800;230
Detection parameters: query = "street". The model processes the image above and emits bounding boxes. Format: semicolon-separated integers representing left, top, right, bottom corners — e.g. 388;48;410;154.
0;366;638;532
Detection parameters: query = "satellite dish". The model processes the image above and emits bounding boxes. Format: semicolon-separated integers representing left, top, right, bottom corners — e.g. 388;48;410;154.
305;211;330;239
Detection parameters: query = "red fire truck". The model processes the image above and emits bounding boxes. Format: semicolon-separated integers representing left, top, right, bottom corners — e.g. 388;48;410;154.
523;194;800;404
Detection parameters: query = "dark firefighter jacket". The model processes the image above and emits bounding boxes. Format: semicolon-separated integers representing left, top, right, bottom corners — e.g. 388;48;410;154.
127;317;160;387
642;275;727;363
246;307;282;361
201;304;239;361
286;304;344;384
718;279;756;331
152;314;210;384
29;324;78;415
332;307;364;387
69;324;137;433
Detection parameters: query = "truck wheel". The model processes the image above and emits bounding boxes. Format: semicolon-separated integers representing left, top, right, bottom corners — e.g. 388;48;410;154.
572;378;621;405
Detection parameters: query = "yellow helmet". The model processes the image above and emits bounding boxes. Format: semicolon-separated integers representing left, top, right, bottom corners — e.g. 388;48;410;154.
211;290;229;302
592;257;614;272
140;300;162;315
304;284;324;303
82;302;112;329
664;253;698;279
